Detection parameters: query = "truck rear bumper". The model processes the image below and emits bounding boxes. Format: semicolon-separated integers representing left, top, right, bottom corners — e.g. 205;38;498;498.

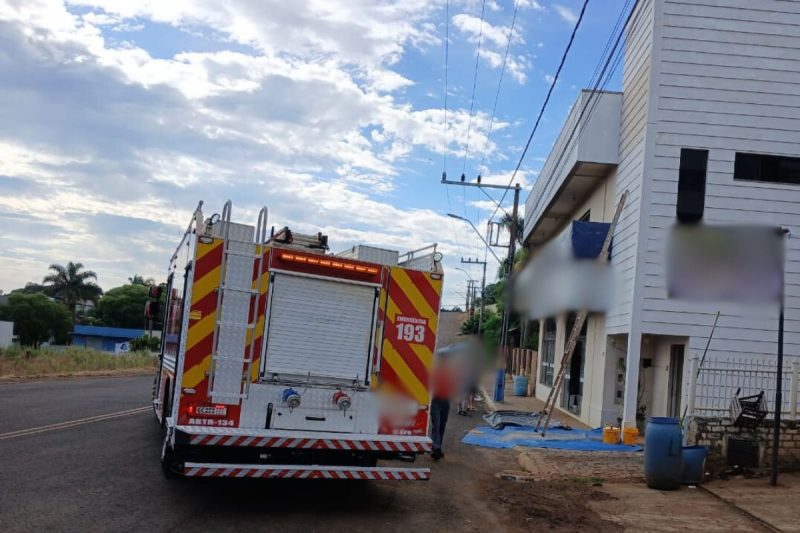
183;462;430;480
175;425;432;453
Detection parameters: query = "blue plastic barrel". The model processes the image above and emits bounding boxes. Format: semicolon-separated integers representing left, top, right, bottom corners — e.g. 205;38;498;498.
513;375;529;396
681;445;708;485
644;417;683;490
493;369;505;402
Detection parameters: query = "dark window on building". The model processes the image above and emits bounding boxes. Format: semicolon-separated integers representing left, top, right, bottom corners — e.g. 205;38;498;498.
579;210;591;222
540;319;556;386
734;152;800;185
676;148;708;223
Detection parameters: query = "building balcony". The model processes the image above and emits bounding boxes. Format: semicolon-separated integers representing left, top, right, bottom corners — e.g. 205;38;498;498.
523;90;622;246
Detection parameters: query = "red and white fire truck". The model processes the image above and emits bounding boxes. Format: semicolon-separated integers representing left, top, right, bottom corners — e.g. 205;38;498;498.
153;200;444;480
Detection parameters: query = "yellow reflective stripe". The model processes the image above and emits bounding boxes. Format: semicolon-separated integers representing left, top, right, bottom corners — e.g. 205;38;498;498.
391;268;436;320
185;312;215;353
381;341;428;405
386;294;401;323
190;266;221;305
195;238;222;262
410;343;434;371
183;355;211;389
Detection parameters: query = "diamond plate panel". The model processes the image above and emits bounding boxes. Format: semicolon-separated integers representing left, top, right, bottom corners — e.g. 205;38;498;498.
239;383;379;433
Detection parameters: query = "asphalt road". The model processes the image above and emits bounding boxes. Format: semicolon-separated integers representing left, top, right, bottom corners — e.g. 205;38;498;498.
0;314;516;532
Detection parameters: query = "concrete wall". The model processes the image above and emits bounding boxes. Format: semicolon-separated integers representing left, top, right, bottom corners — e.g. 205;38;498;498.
688;417;800;472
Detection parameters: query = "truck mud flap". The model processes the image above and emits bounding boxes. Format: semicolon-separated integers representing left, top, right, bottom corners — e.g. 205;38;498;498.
182;462;430;480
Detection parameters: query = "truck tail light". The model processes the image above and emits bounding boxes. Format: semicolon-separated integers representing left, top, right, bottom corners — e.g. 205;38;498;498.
187;404;228;417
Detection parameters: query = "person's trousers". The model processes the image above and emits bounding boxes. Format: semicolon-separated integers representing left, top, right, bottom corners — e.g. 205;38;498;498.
430;399;450;451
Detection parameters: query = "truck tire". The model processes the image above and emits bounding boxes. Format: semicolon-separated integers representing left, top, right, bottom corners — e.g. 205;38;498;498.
160;425;180;479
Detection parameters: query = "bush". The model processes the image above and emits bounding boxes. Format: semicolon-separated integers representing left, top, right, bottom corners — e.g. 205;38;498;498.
129;335;160;352
0;346;157;378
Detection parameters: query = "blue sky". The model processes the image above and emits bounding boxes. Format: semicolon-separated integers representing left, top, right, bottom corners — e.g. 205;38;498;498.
0;0;628;307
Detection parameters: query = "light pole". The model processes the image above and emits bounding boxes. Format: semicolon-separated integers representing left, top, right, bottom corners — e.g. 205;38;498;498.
446;214;504;264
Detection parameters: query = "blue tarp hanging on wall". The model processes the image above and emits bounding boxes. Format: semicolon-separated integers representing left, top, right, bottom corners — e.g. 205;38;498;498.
570;221;612;259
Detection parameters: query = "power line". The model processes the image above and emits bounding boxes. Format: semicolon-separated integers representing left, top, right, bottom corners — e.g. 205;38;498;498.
461;0;488;176
461;0;488;258
478;0;521;176
442;0;450;174
526;0;640;221
487;0;591;225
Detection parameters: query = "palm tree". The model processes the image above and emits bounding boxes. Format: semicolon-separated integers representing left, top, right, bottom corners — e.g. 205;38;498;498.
128;274;155;286
500;212;524;246
43;262;103;320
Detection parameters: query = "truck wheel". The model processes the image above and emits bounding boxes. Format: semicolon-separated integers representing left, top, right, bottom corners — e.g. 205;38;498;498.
160;425;180;479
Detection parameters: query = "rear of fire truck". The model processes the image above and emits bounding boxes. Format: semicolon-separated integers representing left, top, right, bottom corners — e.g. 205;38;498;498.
153;201;444;480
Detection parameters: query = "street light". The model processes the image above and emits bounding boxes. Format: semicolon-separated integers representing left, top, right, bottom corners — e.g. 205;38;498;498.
446;213;503;264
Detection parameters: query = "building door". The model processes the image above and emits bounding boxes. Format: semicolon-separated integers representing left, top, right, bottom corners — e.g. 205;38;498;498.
561;315;586;415
667;344;685;418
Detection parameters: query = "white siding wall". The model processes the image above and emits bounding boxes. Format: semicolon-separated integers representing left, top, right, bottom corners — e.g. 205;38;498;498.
640;0;800;363
607;0;655;334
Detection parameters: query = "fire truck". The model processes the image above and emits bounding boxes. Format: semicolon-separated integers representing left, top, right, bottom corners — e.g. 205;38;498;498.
153;200;444;480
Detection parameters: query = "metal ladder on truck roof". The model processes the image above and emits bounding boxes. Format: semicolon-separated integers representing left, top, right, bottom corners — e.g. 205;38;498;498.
207;201;269;404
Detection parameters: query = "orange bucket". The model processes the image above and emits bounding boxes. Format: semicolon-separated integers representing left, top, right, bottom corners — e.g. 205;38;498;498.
602;426;620;444
622;427;639;445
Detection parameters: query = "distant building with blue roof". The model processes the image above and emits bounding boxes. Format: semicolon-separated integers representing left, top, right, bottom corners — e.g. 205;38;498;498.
72;325;154;353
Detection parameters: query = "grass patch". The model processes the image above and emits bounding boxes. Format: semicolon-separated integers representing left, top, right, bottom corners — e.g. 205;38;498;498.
0;345;157;378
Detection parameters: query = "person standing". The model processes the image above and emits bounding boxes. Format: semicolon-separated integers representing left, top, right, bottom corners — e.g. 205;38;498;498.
429;344;464;460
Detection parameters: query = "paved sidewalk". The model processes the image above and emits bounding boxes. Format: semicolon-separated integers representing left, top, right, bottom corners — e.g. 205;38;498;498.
702;473;800;532
481;373;591;430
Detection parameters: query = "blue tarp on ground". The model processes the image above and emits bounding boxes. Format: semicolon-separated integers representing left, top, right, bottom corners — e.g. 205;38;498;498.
461;425;642;452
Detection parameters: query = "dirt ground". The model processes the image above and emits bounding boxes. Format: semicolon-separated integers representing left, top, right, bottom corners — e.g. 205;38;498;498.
487;477;621;532
517;448;644;483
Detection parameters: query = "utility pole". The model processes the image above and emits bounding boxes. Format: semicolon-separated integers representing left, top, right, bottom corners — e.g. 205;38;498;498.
462;257;487;335
499;184;522;371
443;174;523;402
466;279;479;317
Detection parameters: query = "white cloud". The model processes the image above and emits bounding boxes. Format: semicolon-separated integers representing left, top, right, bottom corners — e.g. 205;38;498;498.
451;12;529;84
479;49;530;84
518;0;545;10
452;13;521;49
0;0;520;306
553;4;578;25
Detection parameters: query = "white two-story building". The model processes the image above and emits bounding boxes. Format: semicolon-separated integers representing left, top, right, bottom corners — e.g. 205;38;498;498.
522;0;800;429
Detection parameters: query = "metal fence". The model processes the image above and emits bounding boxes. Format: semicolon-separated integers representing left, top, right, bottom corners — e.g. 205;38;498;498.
688;355;800;419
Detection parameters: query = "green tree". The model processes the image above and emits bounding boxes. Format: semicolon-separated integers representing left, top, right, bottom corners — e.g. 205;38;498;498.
95;284;149;329
0;293;72;347
128;274;155;286
43;262;103;320
11;282;48;295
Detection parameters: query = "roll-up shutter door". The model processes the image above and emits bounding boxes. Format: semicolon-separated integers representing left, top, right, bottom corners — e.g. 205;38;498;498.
264;273;377;381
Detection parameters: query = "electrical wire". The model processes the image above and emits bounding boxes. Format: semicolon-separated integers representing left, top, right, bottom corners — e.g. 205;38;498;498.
443;0;450;175
478;0;521;176
487;0;591;225
461;0;488;176
526;0;640;221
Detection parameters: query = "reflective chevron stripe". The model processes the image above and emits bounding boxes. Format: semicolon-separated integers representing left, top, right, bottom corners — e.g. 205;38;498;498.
183;463;430;480
187;433;431;452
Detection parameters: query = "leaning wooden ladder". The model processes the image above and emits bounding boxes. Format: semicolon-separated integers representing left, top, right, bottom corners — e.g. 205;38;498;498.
535;191;628;436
